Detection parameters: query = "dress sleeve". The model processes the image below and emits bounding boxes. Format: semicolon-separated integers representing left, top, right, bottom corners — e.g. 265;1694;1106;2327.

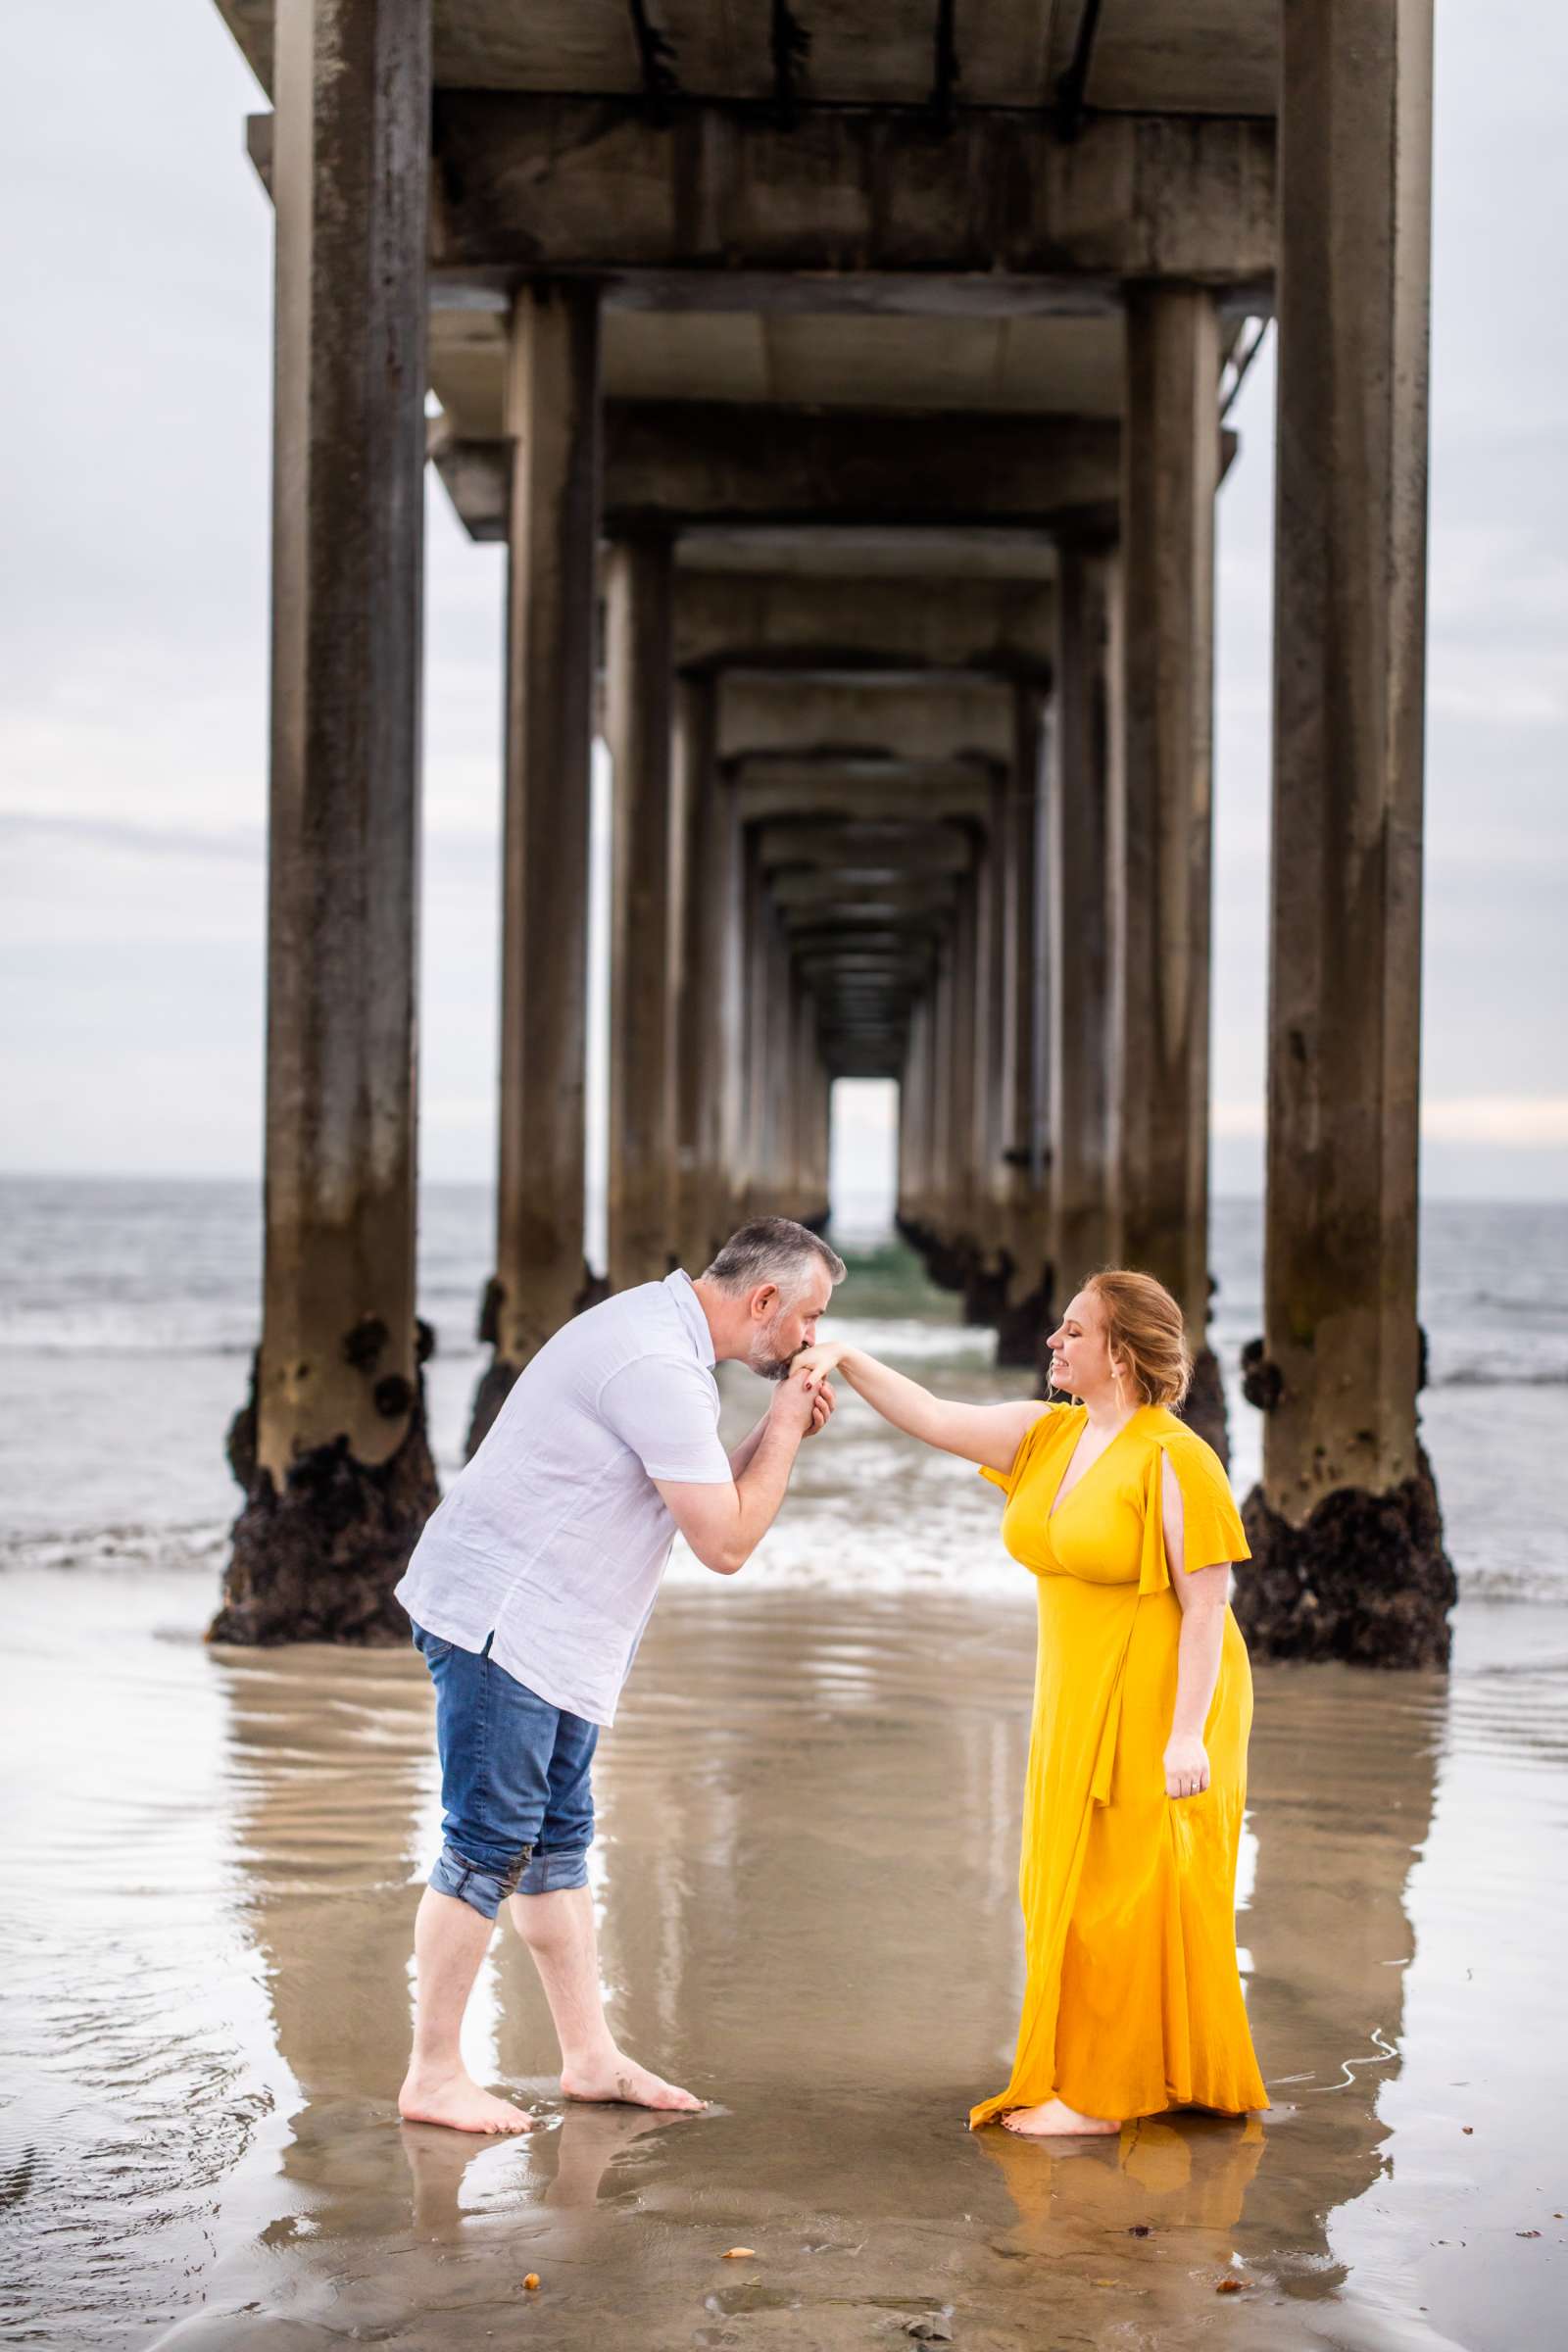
977;1404;1061;1497
1137;1428;1250;1595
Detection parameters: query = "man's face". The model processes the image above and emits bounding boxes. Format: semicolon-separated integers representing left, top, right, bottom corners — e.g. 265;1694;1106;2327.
745;1272;837;1381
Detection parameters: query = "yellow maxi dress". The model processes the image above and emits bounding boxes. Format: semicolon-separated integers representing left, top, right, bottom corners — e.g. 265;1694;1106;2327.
969;1402;1267;2130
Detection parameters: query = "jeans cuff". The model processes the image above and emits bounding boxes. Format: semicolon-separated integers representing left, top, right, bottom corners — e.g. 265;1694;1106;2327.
515;1844;591;1897
428;1838;531;1921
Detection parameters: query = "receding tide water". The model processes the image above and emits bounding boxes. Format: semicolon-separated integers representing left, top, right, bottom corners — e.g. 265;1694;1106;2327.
2;1178;1566;2351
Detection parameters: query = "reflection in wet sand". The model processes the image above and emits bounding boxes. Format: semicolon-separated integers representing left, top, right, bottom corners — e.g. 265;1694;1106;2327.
3;1568;1563;2349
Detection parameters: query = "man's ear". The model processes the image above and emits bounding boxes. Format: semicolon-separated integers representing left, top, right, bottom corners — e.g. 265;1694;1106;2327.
750;1282;779;1322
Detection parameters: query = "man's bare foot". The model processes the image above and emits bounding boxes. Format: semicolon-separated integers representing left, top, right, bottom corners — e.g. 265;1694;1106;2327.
398;2067;534;2134
560;2051;705;2113
1000;2098;1119;2138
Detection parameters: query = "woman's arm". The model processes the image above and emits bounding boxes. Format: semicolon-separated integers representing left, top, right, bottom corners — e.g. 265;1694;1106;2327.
796;1341;1045;1474
1159;1453;1234;1799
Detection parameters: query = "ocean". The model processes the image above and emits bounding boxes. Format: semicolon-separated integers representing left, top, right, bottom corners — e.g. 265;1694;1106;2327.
0;1177;1563;1603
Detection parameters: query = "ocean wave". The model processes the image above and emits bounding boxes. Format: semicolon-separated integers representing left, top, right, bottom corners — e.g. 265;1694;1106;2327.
0;1523;228;1576
1428;1365;1567;1389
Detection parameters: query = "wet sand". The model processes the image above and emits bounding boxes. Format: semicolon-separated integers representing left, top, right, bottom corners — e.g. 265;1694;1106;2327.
2;1565;1565;2351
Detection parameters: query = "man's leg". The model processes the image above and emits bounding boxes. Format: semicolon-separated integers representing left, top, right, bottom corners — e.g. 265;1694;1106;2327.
509;1881;703;2112
400;1884;531;2134
507;1705;703;2112
400;1629;544;2133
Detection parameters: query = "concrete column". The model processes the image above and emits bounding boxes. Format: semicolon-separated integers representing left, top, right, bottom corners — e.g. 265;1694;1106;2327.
607;532;678;1291
715;777;749;1242
467;280;603;1451
897;998;925;1229
673;674;722;1269
1238;0;1452;1666
737;832;770;1219
964;787;1010;1324
810;1045;831;1220
928;939;956;1258
785;983;808;1223
997;684;1053;1366
948;875;980;1296
1116;282;1226;1455
766;920;797;1216
217;0;436;1645
1049;545;1116;1332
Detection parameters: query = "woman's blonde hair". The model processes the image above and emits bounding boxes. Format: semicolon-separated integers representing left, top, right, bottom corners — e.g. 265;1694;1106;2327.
1082;1269;1193;1409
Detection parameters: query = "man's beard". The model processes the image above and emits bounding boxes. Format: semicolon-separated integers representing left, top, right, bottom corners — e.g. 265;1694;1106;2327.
747;1310;795;1382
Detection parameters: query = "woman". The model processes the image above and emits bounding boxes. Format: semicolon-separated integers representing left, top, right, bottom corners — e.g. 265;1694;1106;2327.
796;1269;1266;2137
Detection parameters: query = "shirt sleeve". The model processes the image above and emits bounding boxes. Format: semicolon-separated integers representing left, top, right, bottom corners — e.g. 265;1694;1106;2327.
597;1355;734;1485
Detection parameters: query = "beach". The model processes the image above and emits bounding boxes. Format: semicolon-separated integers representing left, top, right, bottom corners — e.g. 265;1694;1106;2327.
2;1184;1566;2348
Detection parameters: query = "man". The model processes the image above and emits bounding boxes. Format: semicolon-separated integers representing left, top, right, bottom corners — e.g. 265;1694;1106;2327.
395;1215;846;2134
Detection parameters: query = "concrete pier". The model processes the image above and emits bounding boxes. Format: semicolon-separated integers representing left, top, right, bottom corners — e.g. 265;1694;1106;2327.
217;0;436;1645
672;675;723;1271
214;0;1449;1665
1048;546;1116;1329
466;281;603;1453
1115;283;1226;1456
606;532;678;1293
1237;0;1454;1665
995;685;1051;1367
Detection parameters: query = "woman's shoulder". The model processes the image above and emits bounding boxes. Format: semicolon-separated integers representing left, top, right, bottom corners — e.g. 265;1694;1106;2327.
1010;1399;1084;1474
1139;1408;1231;1487
1030;1398;1086;1443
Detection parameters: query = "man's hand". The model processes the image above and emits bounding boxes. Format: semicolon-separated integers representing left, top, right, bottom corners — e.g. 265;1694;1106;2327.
768;1360;821;1440
805;1376;837;1438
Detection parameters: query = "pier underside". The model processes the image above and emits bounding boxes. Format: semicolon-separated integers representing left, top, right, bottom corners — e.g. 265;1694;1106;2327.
210;0;1453;1664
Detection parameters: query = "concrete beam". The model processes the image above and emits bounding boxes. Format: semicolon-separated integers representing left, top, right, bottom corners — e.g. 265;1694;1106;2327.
430;405;1119;542
677;528;1061;582
675;573;1055;682
731;755;996;826
770;871;957;918
788;925;944;956
422;97;1276;296
720;677;1013;764
756;820;973;876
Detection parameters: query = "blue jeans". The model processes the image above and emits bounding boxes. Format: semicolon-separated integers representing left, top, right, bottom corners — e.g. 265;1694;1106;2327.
413;1624;599;1921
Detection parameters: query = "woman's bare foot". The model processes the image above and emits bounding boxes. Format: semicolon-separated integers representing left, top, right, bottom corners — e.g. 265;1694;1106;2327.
1000;2098;1119;2137
561;2051;705;2112
398;2066;534;2134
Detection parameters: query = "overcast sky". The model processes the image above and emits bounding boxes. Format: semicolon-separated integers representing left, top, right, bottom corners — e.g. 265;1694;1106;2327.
1;1;1563;1201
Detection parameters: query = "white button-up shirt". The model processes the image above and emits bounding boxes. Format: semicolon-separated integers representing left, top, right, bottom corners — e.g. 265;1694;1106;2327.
396;1271;732;1724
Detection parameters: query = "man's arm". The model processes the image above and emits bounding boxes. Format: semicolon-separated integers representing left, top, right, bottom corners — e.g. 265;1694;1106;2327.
658;1365;820;1576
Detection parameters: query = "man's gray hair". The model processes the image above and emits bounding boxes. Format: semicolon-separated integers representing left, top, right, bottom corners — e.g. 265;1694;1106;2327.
702;1217;847;1298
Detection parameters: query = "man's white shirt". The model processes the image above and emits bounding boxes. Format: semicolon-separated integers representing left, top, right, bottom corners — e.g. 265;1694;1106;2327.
396;1270;732;1724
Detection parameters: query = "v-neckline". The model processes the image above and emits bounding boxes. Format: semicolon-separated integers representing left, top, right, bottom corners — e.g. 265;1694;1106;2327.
1048;1406;1145;1523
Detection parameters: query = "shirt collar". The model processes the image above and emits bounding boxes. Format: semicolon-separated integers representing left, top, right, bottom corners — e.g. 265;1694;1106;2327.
663;1268;716;1368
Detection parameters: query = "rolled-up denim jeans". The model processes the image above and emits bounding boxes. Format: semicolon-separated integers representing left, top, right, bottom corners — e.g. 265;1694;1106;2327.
413;1624;599;1921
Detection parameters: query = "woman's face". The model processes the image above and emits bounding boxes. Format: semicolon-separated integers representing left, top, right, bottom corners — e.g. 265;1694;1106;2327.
1046;1289;1118;1400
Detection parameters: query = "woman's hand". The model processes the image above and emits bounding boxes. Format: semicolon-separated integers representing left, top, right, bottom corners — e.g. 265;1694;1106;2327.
1163;1734;1210;1800
793;1340;850;1382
